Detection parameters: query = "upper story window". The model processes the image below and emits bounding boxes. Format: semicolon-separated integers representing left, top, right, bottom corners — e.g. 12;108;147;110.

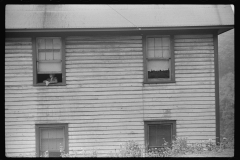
33;37;66;86
144;35;175;83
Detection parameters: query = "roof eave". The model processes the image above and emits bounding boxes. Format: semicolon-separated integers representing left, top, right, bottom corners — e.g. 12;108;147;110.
5;25;234;35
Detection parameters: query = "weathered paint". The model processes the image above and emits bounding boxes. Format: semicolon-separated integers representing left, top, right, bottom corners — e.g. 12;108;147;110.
5;34;217;157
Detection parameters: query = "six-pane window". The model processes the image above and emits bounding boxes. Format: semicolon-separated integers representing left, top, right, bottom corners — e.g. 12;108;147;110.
145;36;174;83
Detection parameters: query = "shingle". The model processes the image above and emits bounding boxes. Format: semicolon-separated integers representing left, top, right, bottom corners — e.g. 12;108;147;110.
5;5;234;29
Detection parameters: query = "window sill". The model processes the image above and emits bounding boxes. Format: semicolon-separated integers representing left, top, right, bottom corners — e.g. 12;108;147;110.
144;81;176;84
34;83;66;86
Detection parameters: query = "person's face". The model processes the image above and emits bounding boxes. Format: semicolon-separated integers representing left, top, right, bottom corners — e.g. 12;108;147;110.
50;74;54;78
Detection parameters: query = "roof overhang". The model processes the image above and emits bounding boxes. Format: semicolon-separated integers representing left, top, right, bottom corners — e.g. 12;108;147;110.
5;25;234;35
6;5;234;31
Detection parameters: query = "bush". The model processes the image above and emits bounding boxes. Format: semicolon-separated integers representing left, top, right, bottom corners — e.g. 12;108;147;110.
109;140;142;157
107;137;233;157
205;139;216;151
171;136;188;155
145;145;172;157
187;142;205;154
146;147;170;157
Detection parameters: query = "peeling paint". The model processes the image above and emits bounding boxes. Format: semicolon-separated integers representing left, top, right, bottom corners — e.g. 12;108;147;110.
163;109;171;118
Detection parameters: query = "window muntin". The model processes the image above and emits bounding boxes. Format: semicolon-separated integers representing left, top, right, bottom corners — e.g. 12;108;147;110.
145;121;176;149
145;36;174;83
36;124;68;157
34;37;65;85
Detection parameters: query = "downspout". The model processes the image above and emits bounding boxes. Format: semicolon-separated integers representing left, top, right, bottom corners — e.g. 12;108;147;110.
214;31;220;145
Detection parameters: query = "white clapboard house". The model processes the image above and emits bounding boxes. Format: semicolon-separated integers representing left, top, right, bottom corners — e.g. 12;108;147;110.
5;5;234;157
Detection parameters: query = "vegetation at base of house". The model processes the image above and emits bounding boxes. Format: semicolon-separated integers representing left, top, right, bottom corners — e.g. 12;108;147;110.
111;137;233;157
109;137;233;157
30;137;233;157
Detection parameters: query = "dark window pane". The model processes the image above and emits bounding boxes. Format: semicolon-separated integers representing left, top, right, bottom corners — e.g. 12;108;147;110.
148;70;170;78
149;124;172;147
37;74;62;83
147;60;170;79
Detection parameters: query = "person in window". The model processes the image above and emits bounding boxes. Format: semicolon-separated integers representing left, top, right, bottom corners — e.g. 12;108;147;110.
43;74;58;86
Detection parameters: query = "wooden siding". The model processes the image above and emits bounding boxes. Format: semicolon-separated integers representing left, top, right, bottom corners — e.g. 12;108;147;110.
5;34;216;157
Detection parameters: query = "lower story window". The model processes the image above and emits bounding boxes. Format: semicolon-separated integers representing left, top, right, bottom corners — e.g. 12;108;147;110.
36;124;68;157
144;120;176;149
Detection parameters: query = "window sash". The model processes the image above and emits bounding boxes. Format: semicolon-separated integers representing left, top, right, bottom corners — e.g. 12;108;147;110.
146;36;171;59
36;37;62;74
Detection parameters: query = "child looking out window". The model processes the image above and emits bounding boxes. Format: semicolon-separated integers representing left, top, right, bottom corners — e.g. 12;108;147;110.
43;74;58;86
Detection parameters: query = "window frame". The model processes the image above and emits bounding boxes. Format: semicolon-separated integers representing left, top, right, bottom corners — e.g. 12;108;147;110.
143;35;175;84
35;124;69;157
33;36;66;86
144;120;176;150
